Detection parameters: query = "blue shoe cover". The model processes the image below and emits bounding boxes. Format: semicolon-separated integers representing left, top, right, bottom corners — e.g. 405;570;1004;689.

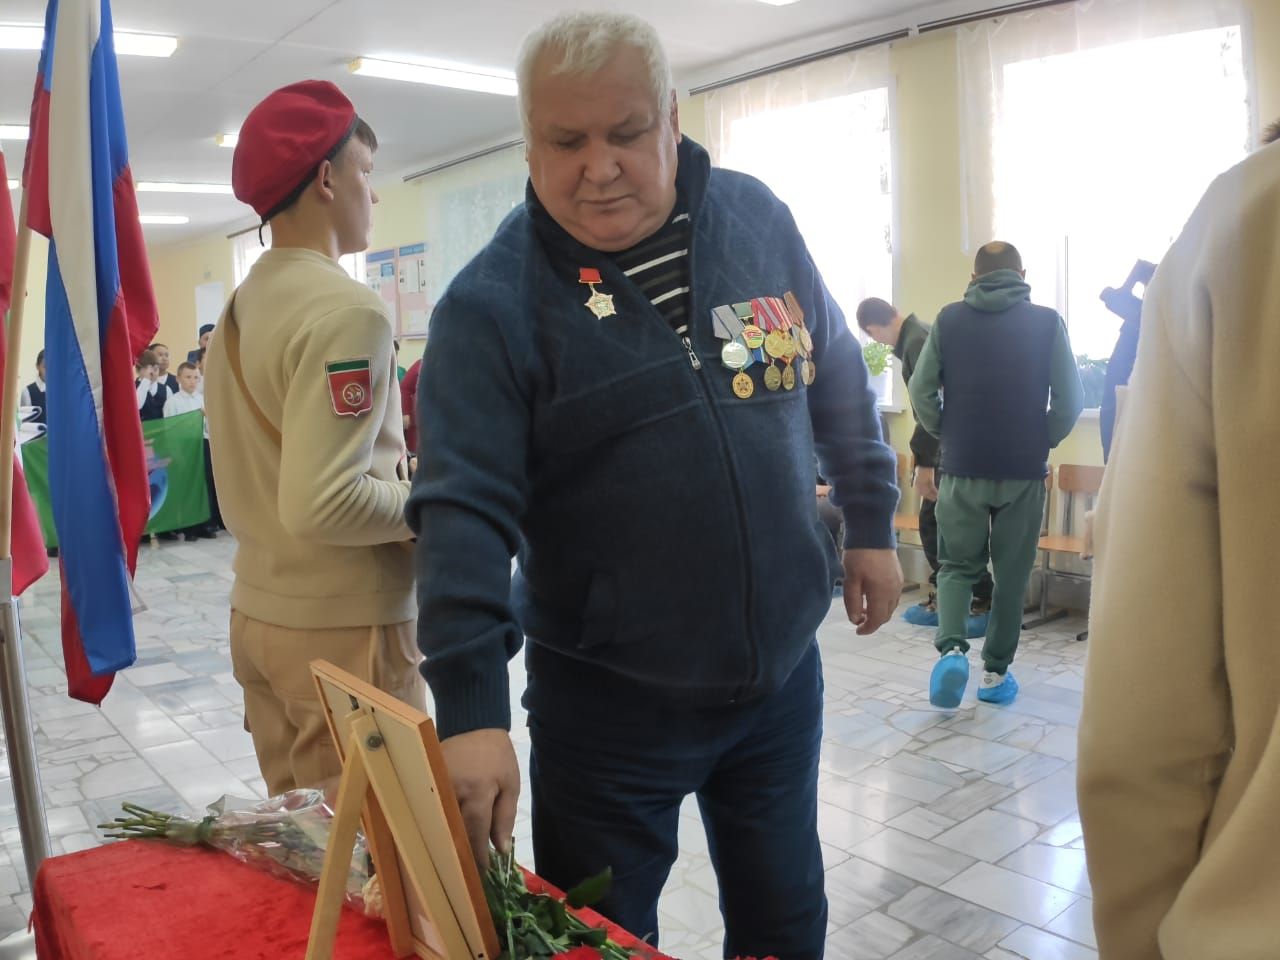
929;652;970;708
965;612;990;640
977;671;1019;705
904;603;939;627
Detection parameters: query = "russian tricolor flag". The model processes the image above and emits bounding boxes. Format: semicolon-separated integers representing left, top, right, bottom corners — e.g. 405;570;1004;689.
23;0;159;704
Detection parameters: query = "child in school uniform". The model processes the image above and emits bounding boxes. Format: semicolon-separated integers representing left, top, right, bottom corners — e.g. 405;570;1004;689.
135;349;168;422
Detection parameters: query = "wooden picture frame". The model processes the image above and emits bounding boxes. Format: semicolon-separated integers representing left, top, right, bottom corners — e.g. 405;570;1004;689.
305;660;500;960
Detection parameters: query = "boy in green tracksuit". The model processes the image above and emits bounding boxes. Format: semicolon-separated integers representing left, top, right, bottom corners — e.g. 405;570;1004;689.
909;242;1083;707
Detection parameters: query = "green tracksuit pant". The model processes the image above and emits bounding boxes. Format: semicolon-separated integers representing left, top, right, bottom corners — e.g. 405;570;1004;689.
934;475;1045;673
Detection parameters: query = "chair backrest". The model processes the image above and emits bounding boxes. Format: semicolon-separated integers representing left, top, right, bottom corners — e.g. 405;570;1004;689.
1055;463;1104;538
1058;464;1105;495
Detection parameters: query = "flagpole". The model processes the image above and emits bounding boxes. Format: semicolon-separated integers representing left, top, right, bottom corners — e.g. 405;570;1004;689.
0;188;52;888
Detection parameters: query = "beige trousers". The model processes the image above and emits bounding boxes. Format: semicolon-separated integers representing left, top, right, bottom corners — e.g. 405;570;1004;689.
229;610;426;796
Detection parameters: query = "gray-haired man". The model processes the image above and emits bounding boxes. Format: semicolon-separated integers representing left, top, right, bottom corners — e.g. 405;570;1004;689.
407;13;902;956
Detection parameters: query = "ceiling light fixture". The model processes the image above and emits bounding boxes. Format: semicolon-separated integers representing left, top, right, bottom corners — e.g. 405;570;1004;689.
755;0;801;5
0;125;30;140
215;133;238;149
0;24;177;57
137;181;233;195
349;57;517;97
139;214;189;225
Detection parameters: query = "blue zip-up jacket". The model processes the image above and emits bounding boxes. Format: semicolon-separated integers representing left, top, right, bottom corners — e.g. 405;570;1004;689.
407;137;898;739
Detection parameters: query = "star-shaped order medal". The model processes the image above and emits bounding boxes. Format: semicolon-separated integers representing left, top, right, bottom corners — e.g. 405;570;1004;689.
579;268;616;318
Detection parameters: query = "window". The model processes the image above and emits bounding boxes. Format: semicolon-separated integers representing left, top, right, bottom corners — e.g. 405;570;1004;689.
707;47;898;407
232;225;366;286
231;228;268;286
996;26;1248;360
958;0;1250;369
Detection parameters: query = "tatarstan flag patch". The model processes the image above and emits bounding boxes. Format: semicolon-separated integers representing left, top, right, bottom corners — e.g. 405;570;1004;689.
326;358;373;417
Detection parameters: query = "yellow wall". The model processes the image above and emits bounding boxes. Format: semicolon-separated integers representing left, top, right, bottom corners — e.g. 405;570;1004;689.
680;93;707;145
145;234;236;359
1251;0;1280;126
892;31;973;328
369;178;427;253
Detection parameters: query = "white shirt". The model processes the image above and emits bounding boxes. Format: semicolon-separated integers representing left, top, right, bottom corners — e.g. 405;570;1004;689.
136;379;161;409
163;388;208;437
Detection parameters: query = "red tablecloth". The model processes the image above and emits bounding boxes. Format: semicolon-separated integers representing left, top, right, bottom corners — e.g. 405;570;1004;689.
33;840;672;959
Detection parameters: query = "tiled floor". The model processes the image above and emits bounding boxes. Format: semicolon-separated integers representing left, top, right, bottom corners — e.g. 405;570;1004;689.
0;537;1096;959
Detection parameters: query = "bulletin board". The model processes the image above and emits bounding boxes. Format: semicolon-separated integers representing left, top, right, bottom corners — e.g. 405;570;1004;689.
366;248;401;331
396;242;430;338
365;244;430;340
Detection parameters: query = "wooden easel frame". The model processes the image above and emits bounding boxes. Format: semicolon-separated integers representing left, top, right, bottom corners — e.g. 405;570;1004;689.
305;661;500;960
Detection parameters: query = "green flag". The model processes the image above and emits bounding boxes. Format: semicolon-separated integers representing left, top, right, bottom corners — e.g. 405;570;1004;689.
23;411;210;547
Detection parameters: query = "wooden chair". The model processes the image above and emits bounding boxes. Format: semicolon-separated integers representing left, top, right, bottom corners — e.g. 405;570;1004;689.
1023;464;1104;639
892;452;923;593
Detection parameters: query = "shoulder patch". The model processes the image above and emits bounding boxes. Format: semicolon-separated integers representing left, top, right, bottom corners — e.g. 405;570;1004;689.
326;358;373;417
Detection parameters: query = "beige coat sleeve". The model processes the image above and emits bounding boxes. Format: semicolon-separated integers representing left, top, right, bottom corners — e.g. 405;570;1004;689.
1077;195;1231;958
276;304;412;545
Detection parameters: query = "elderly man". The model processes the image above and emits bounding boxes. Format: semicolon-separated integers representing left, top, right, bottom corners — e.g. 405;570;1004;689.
407;13;900;957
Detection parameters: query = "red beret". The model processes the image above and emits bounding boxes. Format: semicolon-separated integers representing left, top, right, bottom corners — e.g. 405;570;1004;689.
232;80;358;219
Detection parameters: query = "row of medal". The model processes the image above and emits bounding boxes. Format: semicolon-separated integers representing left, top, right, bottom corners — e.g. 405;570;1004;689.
711;292;817;399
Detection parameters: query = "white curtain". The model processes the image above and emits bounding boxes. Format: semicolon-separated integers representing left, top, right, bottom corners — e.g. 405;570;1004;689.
232;226;269;286
956;0;1251;358
705;46;899;405
418;143;526;309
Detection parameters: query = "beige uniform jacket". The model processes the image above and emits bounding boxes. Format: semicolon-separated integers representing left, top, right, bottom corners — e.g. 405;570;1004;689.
204;247;414;630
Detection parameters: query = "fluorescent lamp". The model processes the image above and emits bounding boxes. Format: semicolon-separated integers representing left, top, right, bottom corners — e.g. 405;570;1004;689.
215;133;238;148
112;32;178;58
349;57;517;97
755;0;800;5
139;215;189;225
137;181;233;195
0;125;29;140
0;24;177;57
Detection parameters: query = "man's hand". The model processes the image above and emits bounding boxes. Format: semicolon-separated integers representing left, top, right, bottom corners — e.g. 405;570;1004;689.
816;484;832;498
842;548;904;635
439;728;521;871
913;466;938;502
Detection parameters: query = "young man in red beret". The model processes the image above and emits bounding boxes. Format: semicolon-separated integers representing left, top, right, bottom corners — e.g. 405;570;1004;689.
204;80;422;795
